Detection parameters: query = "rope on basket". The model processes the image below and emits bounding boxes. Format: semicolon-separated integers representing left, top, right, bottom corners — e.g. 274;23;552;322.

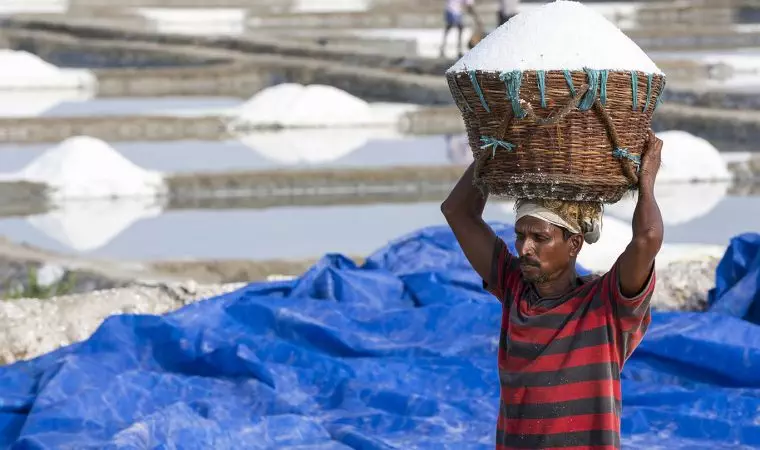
518;83;590;126
593;98;639;185
644;73;654;112
654;77;666;109
468;70;491;113
563;70;576;98
499;70;526;118
480;136;516;159
536;70;547;108
630;71;638;111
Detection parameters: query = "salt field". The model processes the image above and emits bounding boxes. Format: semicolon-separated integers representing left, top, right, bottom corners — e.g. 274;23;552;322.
2;1;760;448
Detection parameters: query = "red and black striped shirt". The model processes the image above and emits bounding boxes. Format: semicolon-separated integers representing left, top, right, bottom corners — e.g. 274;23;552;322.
484;238;655;449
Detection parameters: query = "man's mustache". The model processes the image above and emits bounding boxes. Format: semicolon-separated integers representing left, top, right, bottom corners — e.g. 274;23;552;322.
519;256;540;267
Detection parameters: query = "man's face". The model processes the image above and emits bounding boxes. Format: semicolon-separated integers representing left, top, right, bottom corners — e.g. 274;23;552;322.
514;216;581;283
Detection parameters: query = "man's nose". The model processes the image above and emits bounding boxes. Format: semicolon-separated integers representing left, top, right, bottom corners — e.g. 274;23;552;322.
519;239;536;257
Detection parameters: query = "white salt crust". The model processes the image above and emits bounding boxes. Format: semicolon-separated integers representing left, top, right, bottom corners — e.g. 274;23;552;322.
447;0;662;74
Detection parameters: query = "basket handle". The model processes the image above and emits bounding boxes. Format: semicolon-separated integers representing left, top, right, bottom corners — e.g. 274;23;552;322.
593;99;639;185
496;82;639;186
517;83;590;127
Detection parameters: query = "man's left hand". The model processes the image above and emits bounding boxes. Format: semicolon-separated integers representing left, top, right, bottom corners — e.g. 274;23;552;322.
639;130;662;194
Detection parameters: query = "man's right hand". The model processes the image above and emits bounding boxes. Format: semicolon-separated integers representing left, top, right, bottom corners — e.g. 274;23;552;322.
441;163;497;286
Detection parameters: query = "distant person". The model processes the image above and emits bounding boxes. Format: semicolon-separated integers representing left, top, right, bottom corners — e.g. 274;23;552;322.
441;0;483;58
498;0;520;25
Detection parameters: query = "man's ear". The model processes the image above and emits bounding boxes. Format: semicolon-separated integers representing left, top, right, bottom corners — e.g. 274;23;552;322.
568;234;583;257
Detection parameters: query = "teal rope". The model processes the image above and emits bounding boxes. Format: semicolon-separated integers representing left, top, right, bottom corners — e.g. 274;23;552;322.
536;70;547;108
578;68;599;111
499;70;526;118
599;70;609;105
644;73;654;112
631;71;638;111
468;70;490;113
654;77;666;110
563;70;576;97
613;147;641;170
480;136;516;158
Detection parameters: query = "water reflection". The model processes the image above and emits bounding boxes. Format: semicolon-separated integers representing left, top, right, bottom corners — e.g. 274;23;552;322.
0;134;456;174
0;189;754;269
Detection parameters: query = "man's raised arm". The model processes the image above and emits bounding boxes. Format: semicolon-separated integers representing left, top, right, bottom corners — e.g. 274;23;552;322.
618;131;664;298
441;162;497;284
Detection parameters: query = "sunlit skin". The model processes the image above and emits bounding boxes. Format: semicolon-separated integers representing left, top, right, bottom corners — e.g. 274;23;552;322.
514;216;584;298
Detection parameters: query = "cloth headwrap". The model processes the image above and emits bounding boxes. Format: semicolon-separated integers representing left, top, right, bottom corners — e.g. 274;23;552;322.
515;200;602;244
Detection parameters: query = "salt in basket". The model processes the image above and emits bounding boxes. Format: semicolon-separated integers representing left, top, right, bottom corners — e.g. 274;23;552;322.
445;0;666;203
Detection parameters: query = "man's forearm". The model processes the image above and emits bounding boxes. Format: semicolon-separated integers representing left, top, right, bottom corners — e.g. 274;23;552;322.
441;162;488;220
631;185;664;251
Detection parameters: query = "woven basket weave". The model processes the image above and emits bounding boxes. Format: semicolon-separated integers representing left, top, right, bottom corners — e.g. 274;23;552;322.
446;69;666;203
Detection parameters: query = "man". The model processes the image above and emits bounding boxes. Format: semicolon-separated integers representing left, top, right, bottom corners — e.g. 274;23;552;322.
498;0;520;25
441;131;664;448
441;0;483;58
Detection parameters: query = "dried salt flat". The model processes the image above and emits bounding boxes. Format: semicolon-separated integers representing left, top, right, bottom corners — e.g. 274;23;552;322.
0;0;66;15
448;0;661;73
226;83;418;129
0;50;95;91
135;8;247;36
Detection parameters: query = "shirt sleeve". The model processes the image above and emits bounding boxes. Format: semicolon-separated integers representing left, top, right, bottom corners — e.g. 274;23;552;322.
601;260;656;363
482;237;521;305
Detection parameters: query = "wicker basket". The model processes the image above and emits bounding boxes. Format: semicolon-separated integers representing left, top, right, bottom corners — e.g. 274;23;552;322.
446;68;666;203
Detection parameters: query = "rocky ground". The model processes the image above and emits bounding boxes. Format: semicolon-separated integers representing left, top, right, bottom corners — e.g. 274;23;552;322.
0;255;722;366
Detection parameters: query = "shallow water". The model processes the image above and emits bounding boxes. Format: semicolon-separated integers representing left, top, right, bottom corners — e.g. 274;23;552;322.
0;94;242;118
0;189;755;268
0;134;460;174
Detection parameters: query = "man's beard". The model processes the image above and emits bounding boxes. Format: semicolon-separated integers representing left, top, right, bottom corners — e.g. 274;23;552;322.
519;256;549;283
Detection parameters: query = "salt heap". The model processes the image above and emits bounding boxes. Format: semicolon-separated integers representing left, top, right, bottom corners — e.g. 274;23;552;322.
657;131;731;183
230;83;374;128
448;0;662;73
605;131;731;225
0;50;95;90
12;136;165;200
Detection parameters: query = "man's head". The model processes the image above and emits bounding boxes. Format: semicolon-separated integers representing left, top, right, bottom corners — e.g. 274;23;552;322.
513;199;603;283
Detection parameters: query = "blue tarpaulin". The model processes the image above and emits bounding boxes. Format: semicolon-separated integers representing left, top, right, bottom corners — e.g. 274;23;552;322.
1;225;760;449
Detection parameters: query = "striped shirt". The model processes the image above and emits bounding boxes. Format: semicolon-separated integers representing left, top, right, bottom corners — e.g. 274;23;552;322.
484;238;654;449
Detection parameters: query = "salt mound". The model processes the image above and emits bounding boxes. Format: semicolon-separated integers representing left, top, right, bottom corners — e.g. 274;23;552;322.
14;136;165;200
0;50;94;90
448;0;661;73
657;131;731;183
605;182;728;226
231;83;373;128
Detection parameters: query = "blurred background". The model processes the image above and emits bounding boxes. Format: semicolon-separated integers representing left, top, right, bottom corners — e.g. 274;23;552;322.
0;0;757;304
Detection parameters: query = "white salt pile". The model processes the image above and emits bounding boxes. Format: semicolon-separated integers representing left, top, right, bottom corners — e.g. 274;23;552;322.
657;131;731;183
230;83;374;128
9;136;165;200
605;131;731;225
0;50;95;90
448;0;661;73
